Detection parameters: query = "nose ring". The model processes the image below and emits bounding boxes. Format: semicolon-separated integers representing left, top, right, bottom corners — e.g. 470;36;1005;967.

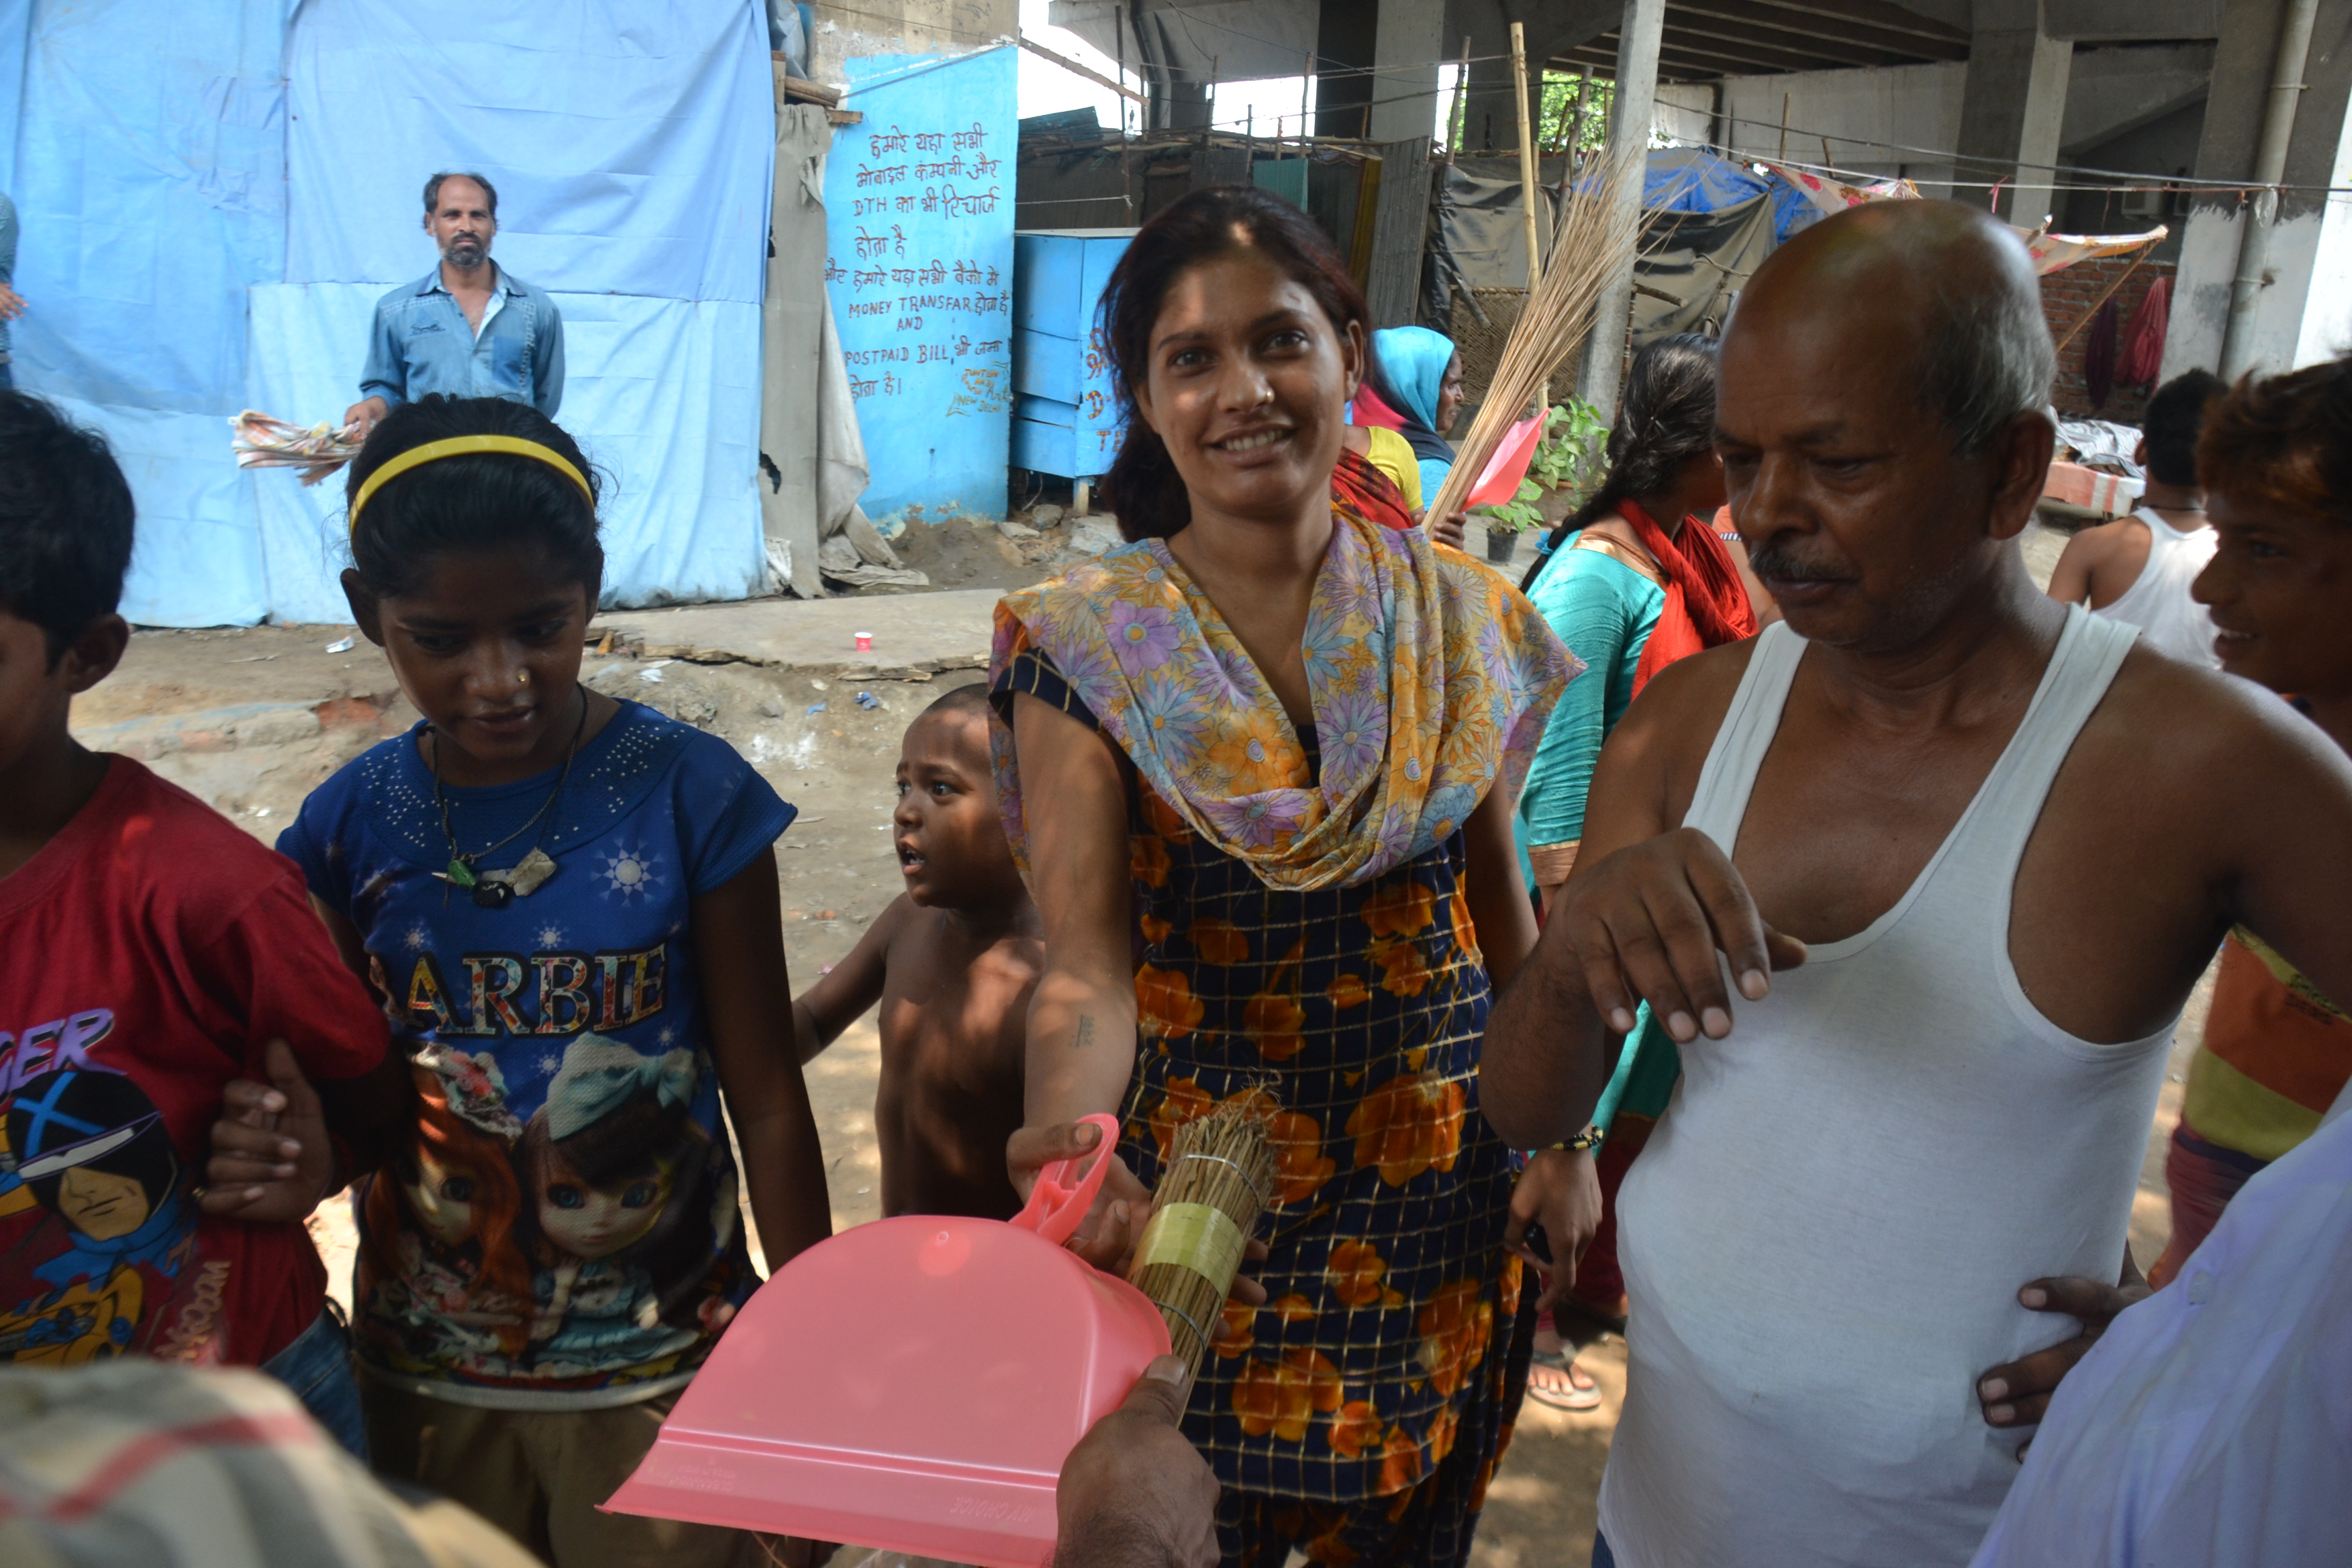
518;668;530;685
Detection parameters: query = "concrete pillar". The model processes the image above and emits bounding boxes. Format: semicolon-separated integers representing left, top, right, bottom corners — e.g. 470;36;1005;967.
1574;0;1663;423
1316;0;1378;138
1369;0;1446;145
1152;76;1211;131
2163;0;2352;379
1955;0;2073;229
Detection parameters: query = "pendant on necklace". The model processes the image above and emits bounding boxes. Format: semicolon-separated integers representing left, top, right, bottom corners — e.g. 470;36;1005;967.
464;847;559;909
433;858;479;888
495;848;559;897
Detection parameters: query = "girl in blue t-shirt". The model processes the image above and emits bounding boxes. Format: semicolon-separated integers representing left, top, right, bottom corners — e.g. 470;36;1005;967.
272;394;831;1568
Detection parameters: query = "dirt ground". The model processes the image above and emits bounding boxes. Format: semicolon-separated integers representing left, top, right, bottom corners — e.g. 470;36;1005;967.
83;513;2191;1567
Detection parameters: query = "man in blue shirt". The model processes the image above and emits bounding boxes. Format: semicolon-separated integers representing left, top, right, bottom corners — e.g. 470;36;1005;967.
344;172;564;434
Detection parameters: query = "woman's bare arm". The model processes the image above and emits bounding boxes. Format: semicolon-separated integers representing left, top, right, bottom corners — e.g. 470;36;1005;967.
1463;783;1537;990
1012;692;1140;1130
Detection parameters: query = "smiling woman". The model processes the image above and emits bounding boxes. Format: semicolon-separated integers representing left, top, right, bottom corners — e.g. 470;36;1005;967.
988;186;1582;1565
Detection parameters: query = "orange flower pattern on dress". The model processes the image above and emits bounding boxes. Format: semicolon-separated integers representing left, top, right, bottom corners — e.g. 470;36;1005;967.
1245;938;1309;1061
1139;786;1194;843
1414;1281;1493;1397
1367;936;1433;998
1448;887;1481;966
1422;1403;1460;1467
1361;882;1436;939
1135;963;1204;1041
986;499;1562;1514
1347;1073;1467;1186
1327;1400;1383;1459
1188;916;1250;966
1267;1106;1337;1204
1130;832;1171;888
1326;1239;1406;1309
1232;1348;1345;1441
1148;1078;1215;1160
1376;1424;1426;1495
1213;1298;1256;1359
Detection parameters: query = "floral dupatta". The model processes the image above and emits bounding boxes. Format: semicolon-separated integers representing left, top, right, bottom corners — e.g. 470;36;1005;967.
990;508;1578;892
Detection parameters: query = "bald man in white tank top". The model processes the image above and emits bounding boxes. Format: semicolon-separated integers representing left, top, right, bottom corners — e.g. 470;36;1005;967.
1482;203;2352;1568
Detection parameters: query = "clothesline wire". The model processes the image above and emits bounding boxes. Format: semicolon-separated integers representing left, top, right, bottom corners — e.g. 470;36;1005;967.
1710;110;2352;196
1735;145;2352;201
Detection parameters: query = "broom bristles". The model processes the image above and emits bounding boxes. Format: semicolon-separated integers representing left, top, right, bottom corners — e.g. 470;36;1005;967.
1130;1098;1279;1378
1428;146;1646;526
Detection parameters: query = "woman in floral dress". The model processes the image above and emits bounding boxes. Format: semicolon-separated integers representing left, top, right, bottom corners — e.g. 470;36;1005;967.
989;186;1581;1566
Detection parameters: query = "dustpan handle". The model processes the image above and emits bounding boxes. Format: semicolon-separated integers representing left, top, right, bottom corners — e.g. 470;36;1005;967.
1009;1113;1122;1247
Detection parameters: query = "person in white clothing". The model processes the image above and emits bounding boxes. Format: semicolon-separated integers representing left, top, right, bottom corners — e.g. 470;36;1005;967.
1971;362;2352;1565
1966;1073;2352;1568
2047;370;2225;665
1480;200;2352;1568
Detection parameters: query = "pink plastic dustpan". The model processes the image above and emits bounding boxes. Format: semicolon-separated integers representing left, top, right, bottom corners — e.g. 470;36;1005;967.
1466;414;1546;508
603;1115;1171;1567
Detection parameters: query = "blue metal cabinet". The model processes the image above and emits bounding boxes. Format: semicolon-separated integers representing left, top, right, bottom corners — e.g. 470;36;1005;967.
1011;228;1134;482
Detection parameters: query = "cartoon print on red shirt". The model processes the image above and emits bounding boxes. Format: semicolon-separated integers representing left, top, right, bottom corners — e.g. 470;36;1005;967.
0;1013;196;1366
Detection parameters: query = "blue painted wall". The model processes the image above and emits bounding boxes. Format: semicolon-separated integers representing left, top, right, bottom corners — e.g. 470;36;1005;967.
823;47;1016;525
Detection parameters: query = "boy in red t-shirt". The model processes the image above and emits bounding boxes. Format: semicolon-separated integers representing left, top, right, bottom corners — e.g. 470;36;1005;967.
0;391;406;1456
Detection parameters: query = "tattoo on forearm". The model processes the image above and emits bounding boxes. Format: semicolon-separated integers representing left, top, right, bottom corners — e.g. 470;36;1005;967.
1074;1015;1097;1049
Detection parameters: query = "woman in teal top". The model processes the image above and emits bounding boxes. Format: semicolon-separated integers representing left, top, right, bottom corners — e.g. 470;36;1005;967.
1511;334;1748;1409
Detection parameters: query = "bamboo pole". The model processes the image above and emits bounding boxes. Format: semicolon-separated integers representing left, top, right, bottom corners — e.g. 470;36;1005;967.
1511;23;1545;415
1447;35;1470;159
2053;242;2159;354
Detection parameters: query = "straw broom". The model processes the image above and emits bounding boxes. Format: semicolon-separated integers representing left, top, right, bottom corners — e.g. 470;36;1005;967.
1129;1099;1278;1378
1426;146;1645;525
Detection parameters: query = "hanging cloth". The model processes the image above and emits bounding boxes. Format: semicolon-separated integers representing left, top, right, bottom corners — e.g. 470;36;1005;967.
2085;299;2119;410
2119;274;2172;390
1621;498;1760;696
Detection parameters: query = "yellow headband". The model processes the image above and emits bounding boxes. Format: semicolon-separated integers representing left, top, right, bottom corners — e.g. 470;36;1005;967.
347;436;593;536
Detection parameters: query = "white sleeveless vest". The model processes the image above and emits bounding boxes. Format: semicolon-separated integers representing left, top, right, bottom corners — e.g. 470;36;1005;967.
1597;608;2177;1568
2093;510;2219;668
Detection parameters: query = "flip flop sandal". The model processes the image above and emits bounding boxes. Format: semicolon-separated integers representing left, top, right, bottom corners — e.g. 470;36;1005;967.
1526;1348;1603;1411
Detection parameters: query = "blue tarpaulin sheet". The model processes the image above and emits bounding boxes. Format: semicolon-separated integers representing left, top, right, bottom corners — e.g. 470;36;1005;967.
1643;146;1766;214
1640;146;1823;245
1;0;774;625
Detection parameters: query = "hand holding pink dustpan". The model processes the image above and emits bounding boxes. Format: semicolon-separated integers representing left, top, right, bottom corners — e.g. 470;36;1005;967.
603;1114;1171;1567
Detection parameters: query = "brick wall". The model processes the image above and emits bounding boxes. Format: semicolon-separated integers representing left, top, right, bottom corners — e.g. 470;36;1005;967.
2042;256;2176;425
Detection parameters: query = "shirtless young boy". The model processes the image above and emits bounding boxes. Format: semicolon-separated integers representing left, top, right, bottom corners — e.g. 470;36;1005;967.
795;684;1043;1219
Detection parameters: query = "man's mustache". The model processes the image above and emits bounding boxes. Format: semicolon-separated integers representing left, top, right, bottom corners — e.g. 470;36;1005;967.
1746;537;1850;584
